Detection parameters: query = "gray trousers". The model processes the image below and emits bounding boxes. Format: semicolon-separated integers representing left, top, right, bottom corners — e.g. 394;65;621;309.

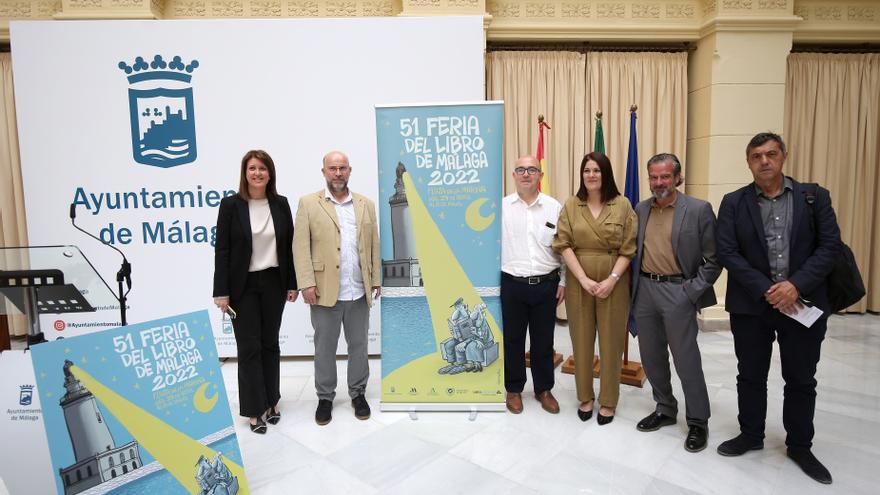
634;278;710;427
311;296;370;401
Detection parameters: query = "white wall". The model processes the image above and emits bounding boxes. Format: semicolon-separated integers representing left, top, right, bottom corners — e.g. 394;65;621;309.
11;16;486;356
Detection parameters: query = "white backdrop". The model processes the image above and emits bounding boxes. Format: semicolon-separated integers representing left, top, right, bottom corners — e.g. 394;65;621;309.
11;17;485;356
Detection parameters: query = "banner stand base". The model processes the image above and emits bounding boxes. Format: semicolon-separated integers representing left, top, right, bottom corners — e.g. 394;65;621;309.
381;403;507;418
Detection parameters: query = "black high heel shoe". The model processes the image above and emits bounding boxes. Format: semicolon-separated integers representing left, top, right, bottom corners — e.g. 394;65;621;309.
266;407;281;425
249;417;267;434
577;402;593;422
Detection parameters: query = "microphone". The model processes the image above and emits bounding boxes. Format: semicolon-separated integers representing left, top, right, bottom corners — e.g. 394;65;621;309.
69;203;132;289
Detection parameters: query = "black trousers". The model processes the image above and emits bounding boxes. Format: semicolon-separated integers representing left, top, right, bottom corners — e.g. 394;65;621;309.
501;273;558;394
730;310;827;448
230;267;286;417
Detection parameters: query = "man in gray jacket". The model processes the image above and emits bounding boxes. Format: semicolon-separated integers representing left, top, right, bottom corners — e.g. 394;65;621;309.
631;153;721;452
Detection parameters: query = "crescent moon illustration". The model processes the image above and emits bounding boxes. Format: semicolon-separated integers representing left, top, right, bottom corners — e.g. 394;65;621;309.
465;198;495;232
193;382;218;413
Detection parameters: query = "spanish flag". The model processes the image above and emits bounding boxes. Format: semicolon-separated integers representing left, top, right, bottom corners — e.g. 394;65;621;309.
537;117;551;193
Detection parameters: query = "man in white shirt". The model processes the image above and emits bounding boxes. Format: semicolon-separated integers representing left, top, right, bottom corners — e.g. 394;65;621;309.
501;155;566;414
293;151;381;426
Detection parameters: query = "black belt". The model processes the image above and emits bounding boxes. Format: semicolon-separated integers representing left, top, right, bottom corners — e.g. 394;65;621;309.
640;271;685;283
502;270;559;285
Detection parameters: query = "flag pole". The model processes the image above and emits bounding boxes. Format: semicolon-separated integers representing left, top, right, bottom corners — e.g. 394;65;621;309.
617;103;646;387
525;114;565;371
623;104;637;367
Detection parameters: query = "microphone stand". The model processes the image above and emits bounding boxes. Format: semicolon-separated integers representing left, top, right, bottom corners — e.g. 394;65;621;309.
69;204;131;326
117;259;131;326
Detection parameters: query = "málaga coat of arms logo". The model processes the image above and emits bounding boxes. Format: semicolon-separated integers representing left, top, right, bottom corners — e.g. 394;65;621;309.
119;55;199;168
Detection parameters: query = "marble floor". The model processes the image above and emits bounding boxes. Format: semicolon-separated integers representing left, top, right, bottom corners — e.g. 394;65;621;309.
220;313;880;494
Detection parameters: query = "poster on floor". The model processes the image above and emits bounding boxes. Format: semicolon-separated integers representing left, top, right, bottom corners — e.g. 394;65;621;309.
29;310;248;494
376;102;505;408
0;350;55;495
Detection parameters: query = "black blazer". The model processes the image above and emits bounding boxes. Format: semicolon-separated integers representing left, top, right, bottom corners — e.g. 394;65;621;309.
213;194;297;301
716;177;841;315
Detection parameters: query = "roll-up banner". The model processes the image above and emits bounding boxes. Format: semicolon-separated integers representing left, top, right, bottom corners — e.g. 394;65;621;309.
376;102;505;410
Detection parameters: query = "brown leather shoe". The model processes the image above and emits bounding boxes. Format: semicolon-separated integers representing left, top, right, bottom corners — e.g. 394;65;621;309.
506;392;523;414
536;391;560;414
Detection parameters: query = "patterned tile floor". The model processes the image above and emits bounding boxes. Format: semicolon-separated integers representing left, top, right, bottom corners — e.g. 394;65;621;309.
222;313;880;494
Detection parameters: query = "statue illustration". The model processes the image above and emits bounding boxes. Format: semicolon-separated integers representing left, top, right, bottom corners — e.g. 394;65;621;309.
438;298;498;374
195;452;239;495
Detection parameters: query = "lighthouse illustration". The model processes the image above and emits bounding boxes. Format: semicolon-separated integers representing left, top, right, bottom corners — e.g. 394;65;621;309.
58;360;142;494
383;162;422;287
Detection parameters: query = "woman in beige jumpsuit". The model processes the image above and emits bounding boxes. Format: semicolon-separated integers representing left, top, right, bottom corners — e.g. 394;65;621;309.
553;152;636;425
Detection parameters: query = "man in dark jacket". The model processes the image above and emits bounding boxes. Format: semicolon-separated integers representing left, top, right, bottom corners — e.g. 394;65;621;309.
716;132;841;484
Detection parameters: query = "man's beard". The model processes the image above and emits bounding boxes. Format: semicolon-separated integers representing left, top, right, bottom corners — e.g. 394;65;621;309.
651;188;672;200
327;179;348;193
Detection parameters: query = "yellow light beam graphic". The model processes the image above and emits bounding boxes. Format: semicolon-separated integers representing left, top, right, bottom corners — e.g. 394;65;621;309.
401;172;503;355
69;365;248;494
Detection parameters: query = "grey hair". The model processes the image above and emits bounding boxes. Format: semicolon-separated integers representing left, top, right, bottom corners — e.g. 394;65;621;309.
646;153;683;187
646;153;682;176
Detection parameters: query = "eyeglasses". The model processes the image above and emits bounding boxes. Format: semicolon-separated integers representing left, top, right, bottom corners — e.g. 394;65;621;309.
514;166;541;176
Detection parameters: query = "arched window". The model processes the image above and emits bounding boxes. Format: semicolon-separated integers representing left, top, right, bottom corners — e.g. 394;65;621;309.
76;470;82;482
122;465;128;474
111;469;116;478
130;448;135;459
131;461;137;469
120;451;126;461
87;466;92;477
65;474;71;486
109;457;115;467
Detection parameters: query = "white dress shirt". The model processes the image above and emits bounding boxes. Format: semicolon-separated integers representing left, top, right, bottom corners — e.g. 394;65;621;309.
325;189;365;301
501;192;565;284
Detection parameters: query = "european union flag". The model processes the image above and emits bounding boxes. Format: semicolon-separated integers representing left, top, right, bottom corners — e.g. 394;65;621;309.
625;109;639;336
624;110;639;207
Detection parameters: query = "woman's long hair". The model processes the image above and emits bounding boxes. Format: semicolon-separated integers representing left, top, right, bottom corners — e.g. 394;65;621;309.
237;150;278;200
575;151;620;203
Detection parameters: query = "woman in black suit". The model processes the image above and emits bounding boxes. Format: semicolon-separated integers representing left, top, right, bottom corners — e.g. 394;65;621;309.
213;150;297;433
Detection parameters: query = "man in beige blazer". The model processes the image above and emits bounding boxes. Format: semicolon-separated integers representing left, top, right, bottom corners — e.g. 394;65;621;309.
294;150;380;425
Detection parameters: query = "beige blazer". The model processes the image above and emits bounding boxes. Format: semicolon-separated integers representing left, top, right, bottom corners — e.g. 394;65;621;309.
293;190;381;308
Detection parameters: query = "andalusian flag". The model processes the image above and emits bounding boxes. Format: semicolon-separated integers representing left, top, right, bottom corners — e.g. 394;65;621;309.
537;117;551;193
593;112;605;153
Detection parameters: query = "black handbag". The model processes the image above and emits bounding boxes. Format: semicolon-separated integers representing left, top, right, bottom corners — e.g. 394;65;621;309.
803;183;866;312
